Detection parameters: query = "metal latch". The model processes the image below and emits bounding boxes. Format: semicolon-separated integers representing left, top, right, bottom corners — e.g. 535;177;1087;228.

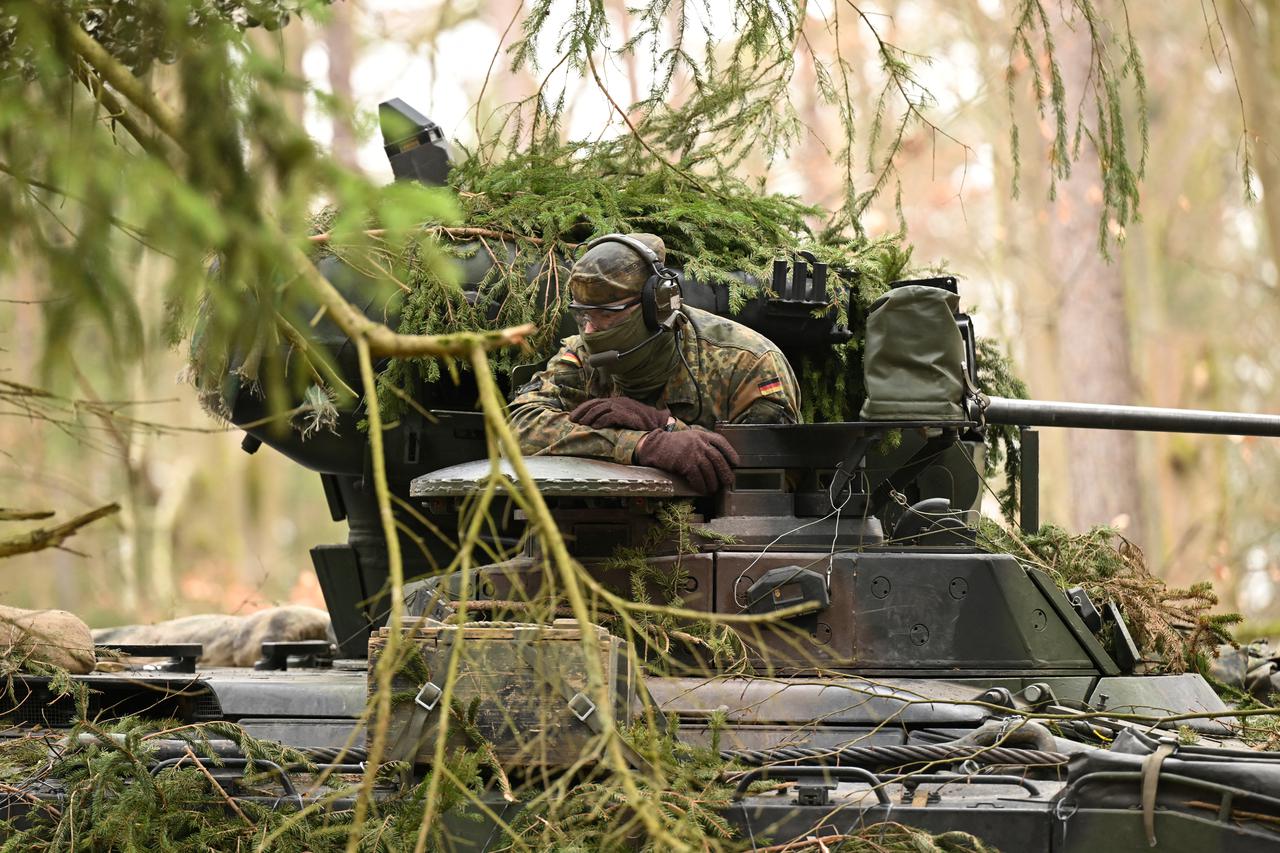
901;786;941;805
795;784;835;806
415;681;443;712
567;691;597;722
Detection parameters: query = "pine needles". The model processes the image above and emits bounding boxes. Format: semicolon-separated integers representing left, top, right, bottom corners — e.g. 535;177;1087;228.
1006;0;1148;253
979;520;1241;673
334;139;920;424
0;712;487;852
504;725;738;852
604;501;748;675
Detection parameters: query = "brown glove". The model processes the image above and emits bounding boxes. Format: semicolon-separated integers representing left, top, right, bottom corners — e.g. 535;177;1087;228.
571;397;670;432
634;429;739;494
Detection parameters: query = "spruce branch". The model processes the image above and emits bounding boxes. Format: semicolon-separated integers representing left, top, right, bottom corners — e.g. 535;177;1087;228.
1005;0;1148;251
979;520;1239;673
309;224;565;247
821;2;973;226
473;0;526;147
65;14;535;363
71;60;169;159
61;18;183;142
1207;0;1258;202
585;50;714;199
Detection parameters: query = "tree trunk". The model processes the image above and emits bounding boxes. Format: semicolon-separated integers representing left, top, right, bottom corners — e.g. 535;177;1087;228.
324;0;359;169
1049;13;1143;537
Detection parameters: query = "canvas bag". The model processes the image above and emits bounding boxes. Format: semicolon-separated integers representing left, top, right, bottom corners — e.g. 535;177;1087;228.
859;284;966;420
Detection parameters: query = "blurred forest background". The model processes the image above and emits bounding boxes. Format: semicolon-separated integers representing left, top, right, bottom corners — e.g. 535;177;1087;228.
3;0;1279;630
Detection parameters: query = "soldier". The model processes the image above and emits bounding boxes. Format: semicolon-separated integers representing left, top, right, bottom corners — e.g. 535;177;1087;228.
510;233;801;493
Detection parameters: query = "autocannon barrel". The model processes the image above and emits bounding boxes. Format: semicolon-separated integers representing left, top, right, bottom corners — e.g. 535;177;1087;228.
983;396;1280;437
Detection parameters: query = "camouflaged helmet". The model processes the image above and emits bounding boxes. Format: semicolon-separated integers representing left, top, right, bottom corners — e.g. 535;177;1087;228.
568;233;667;306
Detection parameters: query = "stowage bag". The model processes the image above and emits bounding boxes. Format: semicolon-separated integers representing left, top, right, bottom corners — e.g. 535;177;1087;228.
859;284;965;420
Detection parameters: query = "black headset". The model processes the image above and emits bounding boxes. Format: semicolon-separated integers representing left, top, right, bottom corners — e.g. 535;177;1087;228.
582;233;682;331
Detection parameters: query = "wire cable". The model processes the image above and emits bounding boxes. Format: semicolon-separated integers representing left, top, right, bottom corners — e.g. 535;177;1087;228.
673;316;703;424
825;461;860;593
732;503;847;607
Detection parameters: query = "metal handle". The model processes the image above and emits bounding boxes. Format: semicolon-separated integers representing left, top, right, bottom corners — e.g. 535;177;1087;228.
731;766;890;804
731;766;1041;803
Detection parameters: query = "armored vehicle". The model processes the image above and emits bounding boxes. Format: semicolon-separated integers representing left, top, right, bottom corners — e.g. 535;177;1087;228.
5;102;1280;852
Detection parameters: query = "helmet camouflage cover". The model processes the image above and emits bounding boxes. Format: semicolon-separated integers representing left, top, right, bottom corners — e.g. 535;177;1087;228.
568;233;666;306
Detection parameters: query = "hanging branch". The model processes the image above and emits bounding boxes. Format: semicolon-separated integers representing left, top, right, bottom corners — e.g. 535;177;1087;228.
62;18;536;362
1205;0;1258;202
844;2;975;222
584;50;714;198
1005;0;1148;251
466;344;682;846
345;336;403;852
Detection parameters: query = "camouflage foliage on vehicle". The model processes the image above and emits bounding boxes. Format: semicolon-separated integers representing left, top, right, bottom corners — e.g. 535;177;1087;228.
978;520;1241;673
0;648;999;852
311;141;919;416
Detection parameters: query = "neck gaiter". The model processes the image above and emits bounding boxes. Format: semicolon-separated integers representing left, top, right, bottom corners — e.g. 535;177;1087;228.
581;310;680;398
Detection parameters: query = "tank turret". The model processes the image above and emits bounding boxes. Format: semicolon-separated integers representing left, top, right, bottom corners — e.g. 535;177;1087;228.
381;283;1280;850
5;104;1280;853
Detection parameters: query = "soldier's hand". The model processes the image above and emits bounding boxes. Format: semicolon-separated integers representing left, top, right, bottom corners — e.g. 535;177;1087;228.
570;397;671;432
633;429;739;494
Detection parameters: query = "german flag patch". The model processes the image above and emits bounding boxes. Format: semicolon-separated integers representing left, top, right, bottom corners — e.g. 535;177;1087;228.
758;377;783;396
559;350;583;368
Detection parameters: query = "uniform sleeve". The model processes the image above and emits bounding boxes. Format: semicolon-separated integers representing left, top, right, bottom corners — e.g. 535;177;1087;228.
509;343;648;463
727;349;802;425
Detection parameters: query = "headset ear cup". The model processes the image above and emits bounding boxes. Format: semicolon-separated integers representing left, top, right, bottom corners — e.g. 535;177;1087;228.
641;275;660;331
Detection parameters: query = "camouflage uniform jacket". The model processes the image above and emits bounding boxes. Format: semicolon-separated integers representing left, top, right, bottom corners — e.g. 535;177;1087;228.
511;306;801;463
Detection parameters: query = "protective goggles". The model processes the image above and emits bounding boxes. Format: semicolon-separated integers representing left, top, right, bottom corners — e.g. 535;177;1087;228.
567;297;642;328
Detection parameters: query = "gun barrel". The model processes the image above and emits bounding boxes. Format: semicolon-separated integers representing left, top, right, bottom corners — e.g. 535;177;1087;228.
983;396;1280;437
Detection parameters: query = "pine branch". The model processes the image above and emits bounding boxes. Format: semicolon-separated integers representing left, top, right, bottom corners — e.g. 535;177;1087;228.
309;224;564;247
585;50;714;199
71;60;169;159
64;14;536;362
60;19;183;142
